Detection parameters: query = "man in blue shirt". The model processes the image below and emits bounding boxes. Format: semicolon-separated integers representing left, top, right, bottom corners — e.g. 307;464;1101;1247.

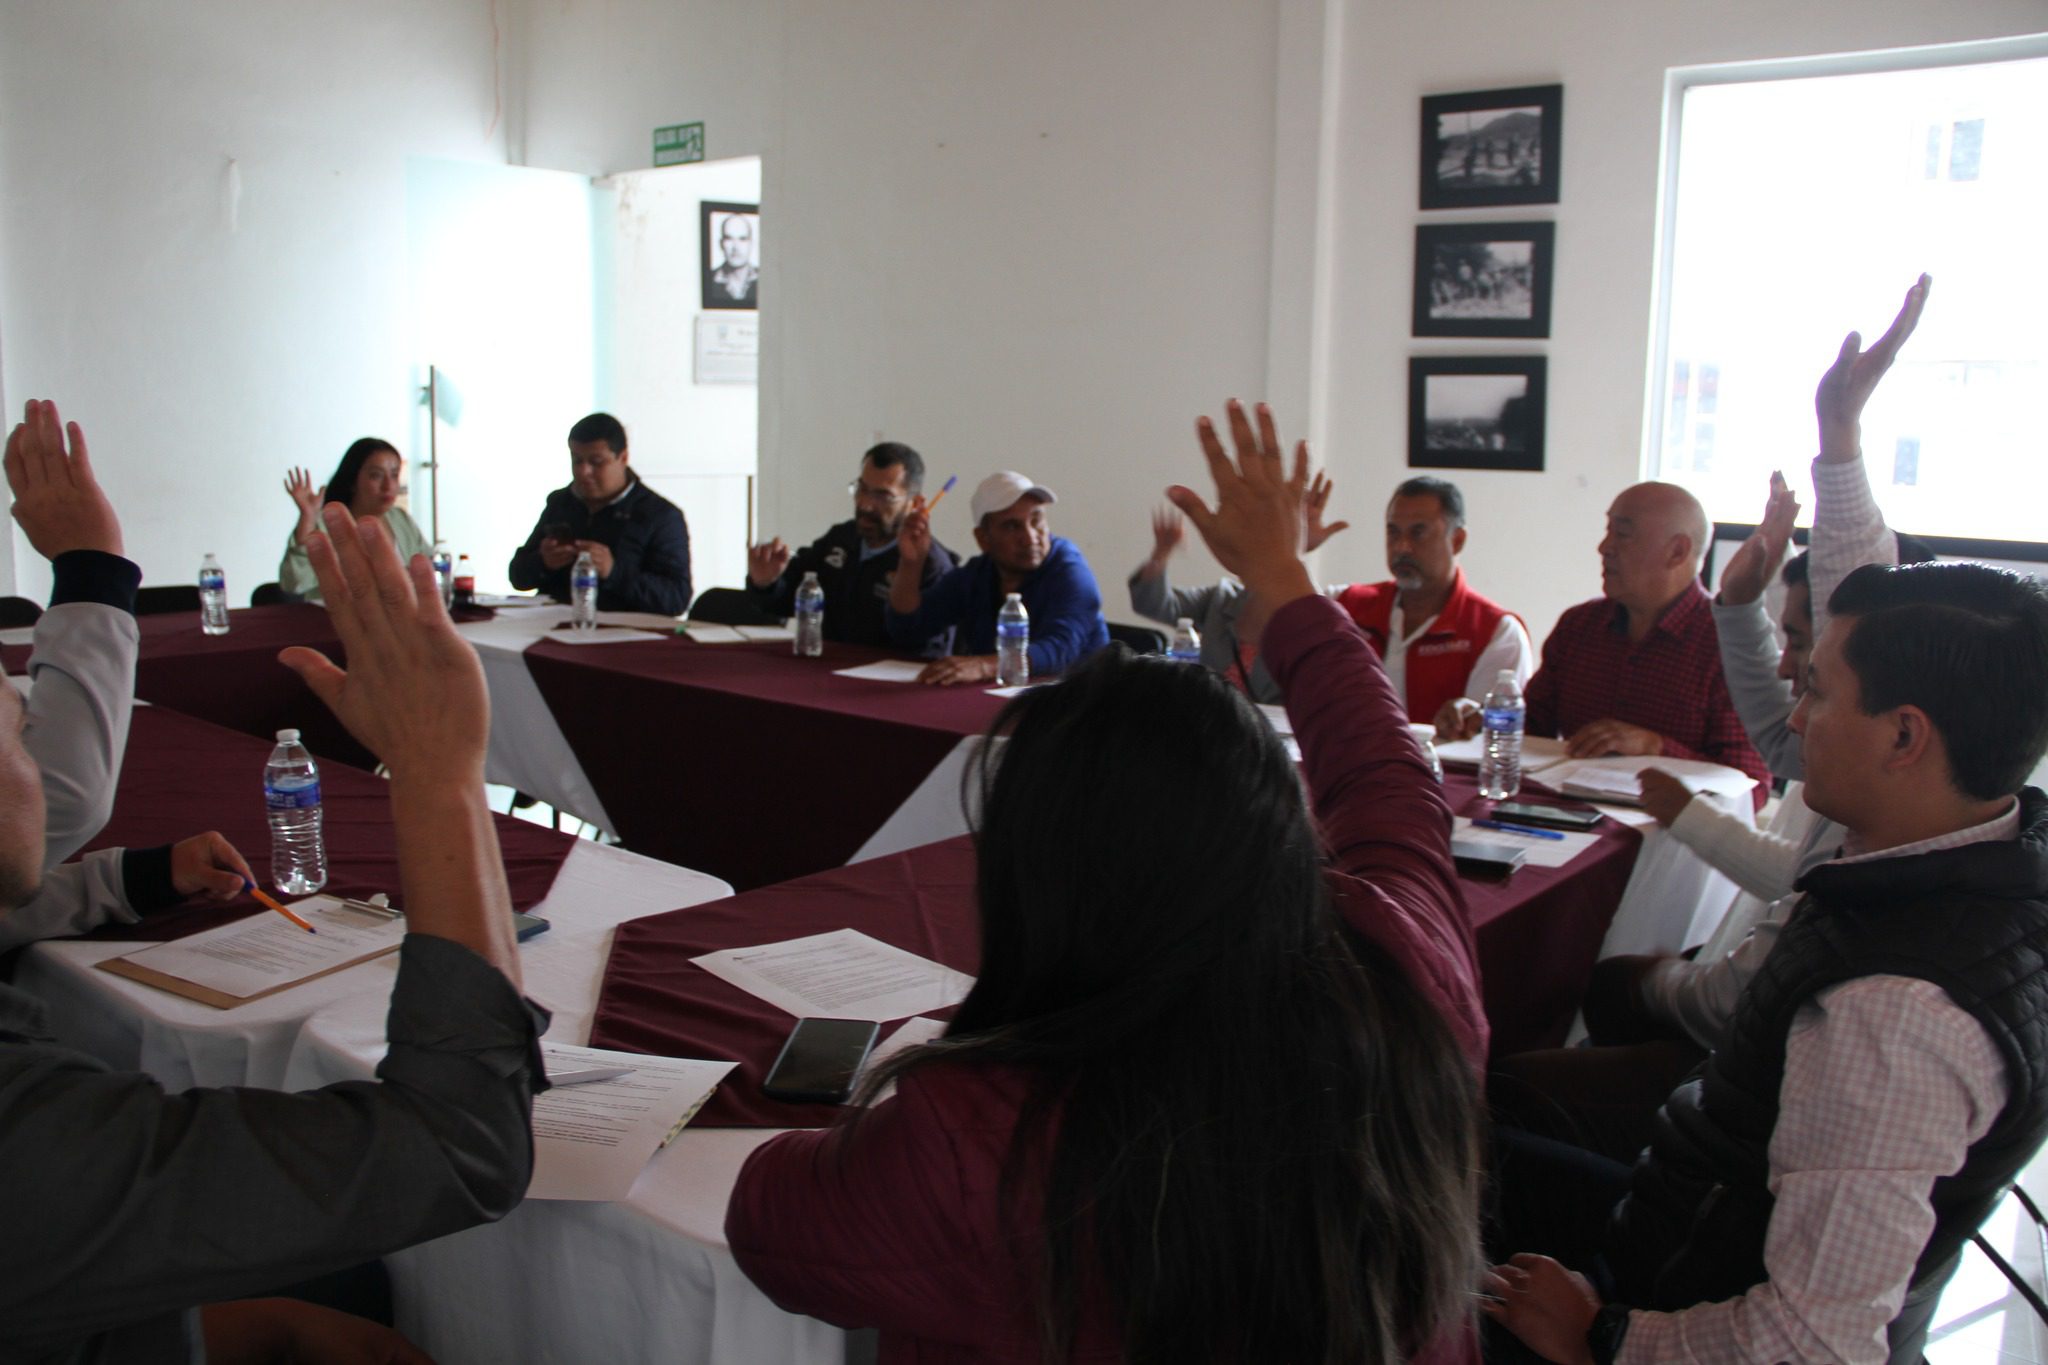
887;471;1109;684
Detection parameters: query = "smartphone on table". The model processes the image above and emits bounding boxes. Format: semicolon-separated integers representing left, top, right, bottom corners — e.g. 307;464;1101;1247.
762;1017;881;1105
1490;800;1604;830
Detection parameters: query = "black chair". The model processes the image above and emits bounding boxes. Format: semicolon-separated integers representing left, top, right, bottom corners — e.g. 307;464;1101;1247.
250;582;301;607
0;596;42;628
1106;621;1168;656
688;587;783;627
135;585;202;616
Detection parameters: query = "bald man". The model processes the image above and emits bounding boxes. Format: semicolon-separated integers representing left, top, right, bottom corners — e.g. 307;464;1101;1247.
1442;481;1769;805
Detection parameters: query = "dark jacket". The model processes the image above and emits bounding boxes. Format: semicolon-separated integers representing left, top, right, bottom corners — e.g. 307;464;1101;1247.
1607;787;2048;1360
746;519;957;652
883;536;1109;675
508;477;692;616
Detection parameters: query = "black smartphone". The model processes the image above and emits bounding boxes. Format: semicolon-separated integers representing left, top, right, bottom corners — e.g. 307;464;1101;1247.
1491;800;1604;830
541;522;574;543
762;1017;881;1105
513;913;551;941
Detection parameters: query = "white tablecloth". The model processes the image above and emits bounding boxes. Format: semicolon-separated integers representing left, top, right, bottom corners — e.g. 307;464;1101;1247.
456;606;617;835
282;844;847;1365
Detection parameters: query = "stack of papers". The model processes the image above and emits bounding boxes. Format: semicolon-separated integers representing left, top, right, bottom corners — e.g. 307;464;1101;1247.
1431;733;1570;775
1451;816;1602;870
678;622;795;644
692;927;975;1021
526;1041;735;1201
1545;755;1757;807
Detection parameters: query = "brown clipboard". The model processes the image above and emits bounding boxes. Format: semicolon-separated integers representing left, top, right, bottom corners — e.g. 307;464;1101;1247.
94;897;405;1009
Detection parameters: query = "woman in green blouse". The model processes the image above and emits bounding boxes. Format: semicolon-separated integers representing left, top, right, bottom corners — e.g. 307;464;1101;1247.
279;438;432;602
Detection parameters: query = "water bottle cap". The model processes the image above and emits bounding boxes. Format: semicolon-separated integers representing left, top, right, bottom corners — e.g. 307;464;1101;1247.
1496;670;1517;684
1005;592;1022;603
801;571;820;583
275;728;300;743
1176;617;1194;629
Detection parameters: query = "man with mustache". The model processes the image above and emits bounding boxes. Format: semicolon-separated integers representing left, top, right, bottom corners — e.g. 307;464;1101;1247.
746;442;956;650
1333;476;1530;724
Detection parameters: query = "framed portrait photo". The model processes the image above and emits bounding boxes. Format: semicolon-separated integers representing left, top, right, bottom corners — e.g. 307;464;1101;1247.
701;200;760;311
1408;356;1546;472
1419;84;1562;210
1412;221;1554;339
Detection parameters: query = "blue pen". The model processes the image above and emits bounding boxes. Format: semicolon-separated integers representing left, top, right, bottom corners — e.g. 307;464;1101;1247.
1472;818;1565;841
921;474;959;513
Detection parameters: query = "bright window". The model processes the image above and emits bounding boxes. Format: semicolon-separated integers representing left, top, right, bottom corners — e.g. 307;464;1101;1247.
1650;45;2048;548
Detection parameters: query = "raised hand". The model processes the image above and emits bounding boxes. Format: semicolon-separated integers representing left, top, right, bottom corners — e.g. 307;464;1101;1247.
1817;273;1930;463
1149;506;1185;562
278;504;488;782
284;467;326;546
898;506;933;568
1302;464;1350;553
1716;471;1800;607
1167;400;1315;610
5;400;123;560
748;538;792;588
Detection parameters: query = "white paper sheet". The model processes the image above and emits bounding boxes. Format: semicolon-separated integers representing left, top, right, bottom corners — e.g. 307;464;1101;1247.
0;625;37;647
527;1042;736;1201
474;592;549;609
676;623;748;644
736;624;796;642
1545;756;1757;805
692;928;975;1021
831;659;928;684
112;896;406;999
855;1015;950;1104
985;684;1036;698
1256;702;1294;736
546;625;673;646
1432;733;1571;774
599;611;687;630
1451;816;1603;870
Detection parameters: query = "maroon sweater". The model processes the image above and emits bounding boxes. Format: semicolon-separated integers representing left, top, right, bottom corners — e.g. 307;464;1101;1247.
726;594;1485;1363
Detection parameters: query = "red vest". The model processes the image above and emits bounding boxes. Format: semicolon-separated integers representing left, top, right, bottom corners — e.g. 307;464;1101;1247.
1334;568;1518;722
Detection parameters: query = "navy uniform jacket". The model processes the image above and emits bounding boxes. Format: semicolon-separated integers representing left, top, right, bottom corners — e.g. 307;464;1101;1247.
747;519;957;652
508;477;693;616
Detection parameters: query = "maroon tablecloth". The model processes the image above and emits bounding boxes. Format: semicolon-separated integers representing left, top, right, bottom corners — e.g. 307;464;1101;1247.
66;705;580;941
2;604;373;771
587;775;1643;1127
523;638;1009;890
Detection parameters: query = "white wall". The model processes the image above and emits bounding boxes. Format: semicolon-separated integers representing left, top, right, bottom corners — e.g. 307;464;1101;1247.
0;0;512;602
521;0;1282;606
1319;1;2048;646
596;158;762;597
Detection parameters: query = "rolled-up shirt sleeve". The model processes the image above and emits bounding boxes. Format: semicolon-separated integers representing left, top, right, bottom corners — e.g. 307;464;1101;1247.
0;933;548;1358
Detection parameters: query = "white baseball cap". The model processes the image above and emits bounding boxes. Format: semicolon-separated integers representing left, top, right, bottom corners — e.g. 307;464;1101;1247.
969;471;1058;524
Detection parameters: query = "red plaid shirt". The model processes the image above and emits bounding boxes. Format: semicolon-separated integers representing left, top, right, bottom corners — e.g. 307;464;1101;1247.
1526;583;1770;807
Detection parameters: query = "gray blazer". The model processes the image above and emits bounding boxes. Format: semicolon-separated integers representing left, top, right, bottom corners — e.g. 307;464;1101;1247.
1127;569;1281;702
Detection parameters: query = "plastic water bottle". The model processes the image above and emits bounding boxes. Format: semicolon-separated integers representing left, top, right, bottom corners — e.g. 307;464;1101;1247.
199;554;229;635
572;551;599;630
265;729;327;895
1478;669;1525;800
793;571;825;656
432;543;454;610
1168;616;1201;663
996;593;1030;687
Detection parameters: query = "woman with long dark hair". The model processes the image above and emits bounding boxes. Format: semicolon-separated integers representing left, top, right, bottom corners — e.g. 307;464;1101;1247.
727;402;1488;1364
278;438;431;601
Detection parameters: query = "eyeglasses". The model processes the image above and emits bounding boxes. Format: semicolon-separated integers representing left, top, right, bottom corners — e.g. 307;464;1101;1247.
847;480;906;508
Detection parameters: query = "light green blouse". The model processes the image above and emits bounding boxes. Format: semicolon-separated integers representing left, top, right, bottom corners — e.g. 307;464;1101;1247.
278;505;432;602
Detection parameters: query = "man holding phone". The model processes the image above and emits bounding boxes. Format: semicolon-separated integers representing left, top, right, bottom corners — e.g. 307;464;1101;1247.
508;412;693;616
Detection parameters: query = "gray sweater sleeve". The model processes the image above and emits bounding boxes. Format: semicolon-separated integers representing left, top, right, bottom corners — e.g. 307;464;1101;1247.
0;934;547;1360
23;602;139;867
1126;568;1216;626
0;849;136;953
1713;596;1802;782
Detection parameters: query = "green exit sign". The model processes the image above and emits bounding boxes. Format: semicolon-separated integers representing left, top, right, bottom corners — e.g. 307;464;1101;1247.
653;122;705;167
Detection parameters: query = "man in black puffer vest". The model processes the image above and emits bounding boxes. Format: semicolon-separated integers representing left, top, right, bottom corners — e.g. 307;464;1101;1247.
1488;560;2048;1365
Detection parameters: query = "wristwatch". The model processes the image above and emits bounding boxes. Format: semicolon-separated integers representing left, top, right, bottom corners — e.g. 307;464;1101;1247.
1586;1302;1631;1365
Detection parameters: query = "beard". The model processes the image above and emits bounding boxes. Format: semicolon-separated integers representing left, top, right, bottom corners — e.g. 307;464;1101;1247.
1391;558;1425;592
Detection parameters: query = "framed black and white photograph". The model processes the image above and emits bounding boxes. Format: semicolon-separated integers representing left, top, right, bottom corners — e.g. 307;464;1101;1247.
1412;222;1554;338
701;200;759;311
1419;84;1562;210
1408;356;1546;471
